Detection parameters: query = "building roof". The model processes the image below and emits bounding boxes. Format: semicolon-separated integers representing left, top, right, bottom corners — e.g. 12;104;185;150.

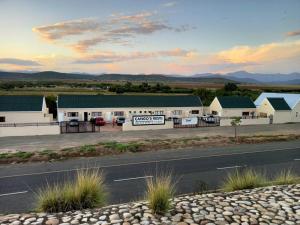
255;92;300;109
266;97;291;110
216;96;256;108
0;95;44;112
58;95;202;108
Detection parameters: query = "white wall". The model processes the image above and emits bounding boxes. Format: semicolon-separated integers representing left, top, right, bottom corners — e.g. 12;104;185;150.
0;125;60;137
291;101;300;123
57;106;203;122
0;111;53;124
122;120;173;131
220;118;270;126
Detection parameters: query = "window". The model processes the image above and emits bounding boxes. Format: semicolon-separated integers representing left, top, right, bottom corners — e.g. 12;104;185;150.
139;111;142;113
114;111;124;116
0;116;5;122
242;112;249;116
144;111;147;113
91;112;102;117
296;112;298;117
172;110;182;115
212;111;218;115
154;110;164;115
191;110;199;114
67;112;78;117
129;111;132;114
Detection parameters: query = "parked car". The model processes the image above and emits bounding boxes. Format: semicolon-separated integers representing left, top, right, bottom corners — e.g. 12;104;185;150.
69;119;79;127
95;117;106;126
116;117;126;126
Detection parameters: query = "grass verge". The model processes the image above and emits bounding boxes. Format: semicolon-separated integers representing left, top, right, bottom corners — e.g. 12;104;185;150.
1;134;300;164
272;169;300;185
146;173;175;215
36;169;107;213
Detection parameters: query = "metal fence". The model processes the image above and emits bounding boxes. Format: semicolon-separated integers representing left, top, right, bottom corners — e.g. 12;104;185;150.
0;122;59;127
173;117;220;128
60;121;100;133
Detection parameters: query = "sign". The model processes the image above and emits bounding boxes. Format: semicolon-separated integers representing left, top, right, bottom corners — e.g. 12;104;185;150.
132;115;165;126
182;117;198;125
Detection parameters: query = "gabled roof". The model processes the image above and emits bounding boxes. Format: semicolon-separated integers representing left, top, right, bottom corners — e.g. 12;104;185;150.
267;97;291;110
0;95;44;112
216;96;256;108
58;95;202;108
255;92;300;109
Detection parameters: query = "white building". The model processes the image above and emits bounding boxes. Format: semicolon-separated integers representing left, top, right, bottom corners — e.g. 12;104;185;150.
57;95;203;122
255;93;300;123
0;95;53;124
209;96;256;118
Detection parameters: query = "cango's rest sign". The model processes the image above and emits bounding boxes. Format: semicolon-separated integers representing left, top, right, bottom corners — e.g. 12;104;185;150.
132;115;165;126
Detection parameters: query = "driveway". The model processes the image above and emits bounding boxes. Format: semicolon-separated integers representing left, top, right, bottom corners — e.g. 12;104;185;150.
0;123;299;152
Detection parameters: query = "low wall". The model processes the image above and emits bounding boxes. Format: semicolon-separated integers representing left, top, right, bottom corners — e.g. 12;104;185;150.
0;125;60;137
122;120;173;131
220;118;270;126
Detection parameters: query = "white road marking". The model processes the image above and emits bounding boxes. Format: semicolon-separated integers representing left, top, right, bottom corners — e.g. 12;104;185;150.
0;191;28;197
0;146;298;179
217;165;246;170
294;159;300;161
114;175;153;182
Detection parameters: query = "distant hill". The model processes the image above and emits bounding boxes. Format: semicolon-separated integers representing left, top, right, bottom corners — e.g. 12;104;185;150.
0;70;299;84
0;71;236;84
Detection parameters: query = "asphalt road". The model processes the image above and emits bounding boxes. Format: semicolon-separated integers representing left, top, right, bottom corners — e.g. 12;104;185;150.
0;140;299;214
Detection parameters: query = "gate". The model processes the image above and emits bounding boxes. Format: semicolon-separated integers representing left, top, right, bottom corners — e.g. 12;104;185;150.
60;121;100;133
173;117;220;128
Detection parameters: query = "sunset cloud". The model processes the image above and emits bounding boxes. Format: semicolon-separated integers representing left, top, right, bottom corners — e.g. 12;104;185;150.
33;11;191;53
217;40;300;64
0;58;41;66
286;29;300;37
74;48;195;64
32;18;100;41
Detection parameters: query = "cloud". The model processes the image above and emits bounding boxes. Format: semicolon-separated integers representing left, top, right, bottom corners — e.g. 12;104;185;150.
32;18;100;41
217;40;300;64
162;1;177;8
286;30;300;37
33;12;191;53
0;58;41;66
74;48;194;64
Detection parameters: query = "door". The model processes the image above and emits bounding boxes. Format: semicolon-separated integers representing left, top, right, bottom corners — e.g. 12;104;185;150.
84;112;88;122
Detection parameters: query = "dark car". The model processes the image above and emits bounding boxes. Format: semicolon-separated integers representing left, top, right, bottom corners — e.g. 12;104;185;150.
201;115;217;124
116;117;126;126
95;117;106;126
69;119;79;127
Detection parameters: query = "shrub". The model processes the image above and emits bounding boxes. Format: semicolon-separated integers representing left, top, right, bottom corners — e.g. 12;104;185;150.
146;174;175;215
103;141;141;153
272;169;300;185
36;169;107;212
222;169;266;192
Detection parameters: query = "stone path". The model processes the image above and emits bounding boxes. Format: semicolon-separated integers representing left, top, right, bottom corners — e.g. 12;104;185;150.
0;184;299;225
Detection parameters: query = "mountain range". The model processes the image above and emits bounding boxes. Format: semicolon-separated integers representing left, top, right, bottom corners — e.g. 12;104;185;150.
0;70;299;85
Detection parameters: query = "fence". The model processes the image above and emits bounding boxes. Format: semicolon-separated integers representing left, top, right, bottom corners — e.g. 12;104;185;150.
173;117;220;128
0;122;59;127
60;121;100;133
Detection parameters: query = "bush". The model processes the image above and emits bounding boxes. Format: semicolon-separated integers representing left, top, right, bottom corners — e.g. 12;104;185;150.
103;141;141;153
36;169;107;212
146;174;175;215
272;169;300;185
222;169;266;192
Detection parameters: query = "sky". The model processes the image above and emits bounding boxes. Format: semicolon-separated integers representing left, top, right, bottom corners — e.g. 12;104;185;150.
0;0;300;75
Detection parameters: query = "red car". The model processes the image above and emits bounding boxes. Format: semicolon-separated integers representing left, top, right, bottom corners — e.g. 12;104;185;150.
95;117;106;126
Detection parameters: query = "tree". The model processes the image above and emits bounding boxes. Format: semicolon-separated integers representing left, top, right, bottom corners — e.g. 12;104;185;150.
231;117;242;141
224;83;238;92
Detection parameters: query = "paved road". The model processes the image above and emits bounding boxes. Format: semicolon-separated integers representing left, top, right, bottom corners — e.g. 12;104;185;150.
0;123;300;152
0;140;299;214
